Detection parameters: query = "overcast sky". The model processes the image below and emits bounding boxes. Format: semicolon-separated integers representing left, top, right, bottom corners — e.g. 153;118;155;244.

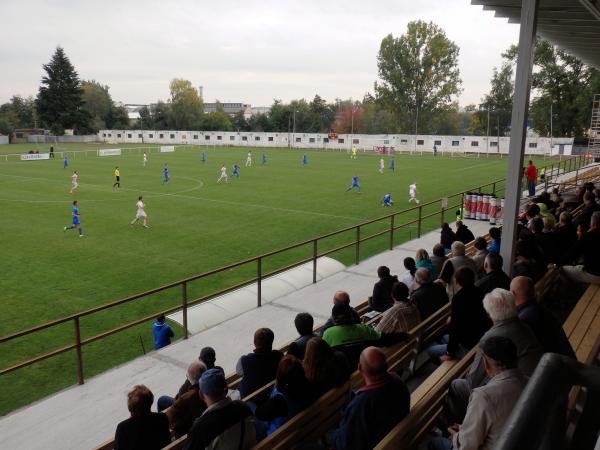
0;1;519;108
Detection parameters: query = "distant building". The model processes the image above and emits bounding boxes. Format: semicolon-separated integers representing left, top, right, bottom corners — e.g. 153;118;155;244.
123;104;147;124
203;102;251;117
251;106;271;116
11;128;46;144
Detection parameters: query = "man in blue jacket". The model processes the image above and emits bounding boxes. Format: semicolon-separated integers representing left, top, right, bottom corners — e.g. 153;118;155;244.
331;347;410;449
153;314;175;350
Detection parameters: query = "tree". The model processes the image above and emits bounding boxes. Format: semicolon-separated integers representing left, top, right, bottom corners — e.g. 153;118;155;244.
81;81;112;132
201;112;233;131
375;20;462;134
505;39;600;138
0;96;37;132
36;47;89;134
107;104;130;129
169;78;203;130
471;62;514;136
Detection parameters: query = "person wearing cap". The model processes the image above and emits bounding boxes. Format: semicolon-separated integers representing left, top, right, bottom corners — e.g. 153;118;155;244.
330;347;409;450
428;336;527;450
322;303;382;349
185;368;255;450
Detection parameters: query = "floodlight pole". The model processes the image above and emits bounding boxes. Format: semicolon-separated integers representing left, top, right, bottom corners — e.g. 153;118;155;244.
550;102;553;154
487;109;491;155
293;110;297;149
414;105;419;154
500;0;539;275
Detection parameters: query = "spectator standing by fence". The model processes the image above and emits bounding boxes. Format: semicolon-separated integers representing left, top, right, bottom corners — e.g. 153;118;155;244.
525;160;537;197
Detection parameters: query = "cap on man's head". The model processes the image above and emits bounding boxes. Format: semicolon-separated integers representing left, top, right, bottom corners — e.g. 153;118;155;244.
481;336;518;369
200;368;227;398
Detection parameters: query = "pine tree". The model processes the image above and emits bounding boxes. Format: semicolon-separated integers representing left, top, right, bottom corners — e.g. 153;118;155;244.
36;47;89;134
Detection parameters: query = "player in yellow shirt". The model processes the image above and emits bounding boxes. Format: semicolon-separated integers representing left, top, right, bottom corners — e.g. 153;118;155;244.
113;166;121;188
351;147;358;159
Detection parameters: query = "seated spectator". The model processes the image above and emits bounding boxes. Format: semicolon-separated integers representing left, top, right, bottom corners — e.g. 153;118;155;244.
542;215;555;233
255;355;316;437
166;361;208;437
199;347;218;369
429;337;527;450
114;385;171;450
556;211;600;285
157;360;206;412
430;243;447;277
416;249;437;279
401;257;417;292
438;241;479;297
548;212;577;263
471;237;489;278
573;191;600;232
287;312;317;359
512;239;544;281
440;222;456;253
475;253;510;295
455;220;475;245
152;314;174;350
185;369;255;450
376;282;421;334
511;276;575;358
428;267;491;362
322;303;382;348
303;337;351;397
369;266;398;312
236;328;284;398
411;268;449;320
487;227;501;254
320;291;361;336
330;347;410;450
447;288;542;423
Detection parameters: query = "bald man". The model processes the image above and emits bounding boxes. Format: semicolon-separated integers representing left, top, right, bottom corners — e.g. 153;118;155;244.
511;276;575;358
330;347;409;450
320;290;361;336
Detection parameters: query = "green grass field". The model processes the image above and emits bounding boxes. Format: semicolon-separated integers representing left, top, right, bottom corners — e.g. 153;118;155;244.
0;142;544;414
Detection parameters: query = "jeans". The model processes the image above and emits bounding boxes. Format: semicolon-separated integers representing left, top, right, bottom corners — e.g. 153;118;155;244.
527;180;536;197
428;436;453;450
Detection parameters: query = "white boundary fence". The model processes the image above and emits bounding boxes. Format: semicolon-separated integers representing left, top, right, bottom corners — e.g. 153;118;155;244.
99;129;574;156
0;145;194;162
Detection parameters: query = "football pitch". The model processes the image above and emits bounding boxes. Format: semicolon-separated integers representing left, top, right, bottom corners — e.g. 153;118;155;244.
0;142;536;414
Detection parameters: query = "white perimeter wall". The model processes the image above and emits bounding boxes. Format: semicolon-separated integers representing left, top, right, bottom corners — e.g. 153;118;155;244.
0;135;8;145
98;130;574;155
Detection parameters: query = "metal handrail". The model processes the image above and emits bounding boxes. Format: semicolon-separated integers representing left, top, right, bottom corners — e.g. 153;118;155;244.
0;154;591;386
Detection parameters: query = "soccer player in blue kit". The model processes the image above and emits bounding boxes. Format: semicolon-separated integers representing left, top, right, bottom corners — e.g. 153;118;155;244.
162;164;170;184
302;153;308;166
64;200;84;237
262;151;267;165
232;163;240;178
63;155;69;169
346;175;361;193
389;157;395;172
201;151;206;163
382;193;393;206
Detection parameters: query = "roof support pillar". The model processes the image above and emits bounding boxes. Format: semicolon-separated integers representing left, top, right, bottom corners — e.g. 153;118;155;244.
501;0;539;274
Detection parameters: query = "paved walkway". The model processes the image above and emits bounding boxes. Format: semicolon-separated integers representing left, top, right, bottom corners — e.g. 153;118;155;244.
0;219;492;450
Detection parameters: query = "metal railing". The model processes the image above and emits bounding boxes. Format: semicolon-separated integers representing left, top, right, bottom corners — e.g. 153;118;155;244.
0;154;591;387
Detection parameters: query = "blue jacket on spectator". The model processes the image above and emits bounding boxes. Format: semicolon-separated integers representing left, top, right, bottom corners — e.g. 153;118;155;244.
153;319;174;350
488;238;501;254
331;373;409;450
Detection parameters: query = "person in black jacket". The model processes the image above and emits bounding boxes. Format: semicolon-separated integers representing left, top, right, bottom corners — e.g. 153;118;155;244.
287;312;317;359
475;253;511;295
428;267;492;362
411;268;449;320
455;221;475;245
511;276;575;358
236;328;284;398
557;211;600;285
114;385;171;450
440;222;456;253
330;347;409;450
573;192;600;232
185;369;255;450
369;266;398;312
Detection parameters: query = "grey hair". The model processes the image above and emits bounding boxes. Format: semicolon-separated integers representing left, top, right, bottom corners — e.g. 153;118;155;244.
414;268;431;284
592;211;600;228
483;288;517;322
451;241;465;256
186;360;207;385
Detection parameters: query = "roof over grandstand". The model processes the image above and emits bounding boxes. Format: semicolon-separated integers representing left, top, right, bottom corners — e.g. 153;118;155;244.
471;0;600;69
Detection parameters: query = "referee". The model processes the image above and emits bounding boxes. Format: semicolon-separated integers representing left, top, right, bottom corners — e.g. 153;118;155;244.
113;166;121;188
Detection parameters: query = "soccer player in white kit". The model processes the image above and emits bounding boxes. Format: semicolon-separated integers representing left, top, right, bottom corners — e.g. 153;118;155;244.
379;157;385;174
217;164;228;183
70;171;79;194
408;182;420;204
130;196;149;228
245;151;252;167
143;152;148;167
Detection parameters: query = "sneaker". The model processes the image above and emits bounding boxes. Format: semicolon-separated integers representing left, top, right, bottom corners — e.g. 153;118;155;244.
143;225;149;228
63;227;67;232
79;234;84;238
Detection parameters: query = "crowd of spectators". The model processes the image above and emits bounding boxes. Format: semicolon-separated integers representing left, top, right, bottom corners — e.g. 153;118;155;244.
112;180;599;449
